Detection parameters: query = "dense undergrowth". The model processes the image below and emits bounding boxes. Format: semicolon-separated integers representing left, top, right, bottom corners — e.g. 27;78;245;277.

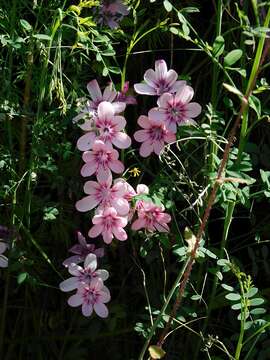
1;0;270;359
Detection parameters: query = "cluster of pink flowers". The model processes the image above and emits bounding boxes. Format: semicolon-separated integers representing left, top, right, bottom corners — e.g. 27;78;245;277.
133;59;201;156
61;62;195;318
60;233;110;317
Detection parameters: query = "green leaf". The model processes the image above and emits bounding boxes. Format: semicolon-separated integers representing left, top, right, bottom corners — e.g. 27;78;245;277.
170;27;179;35
20;19;32;32
17;272;28;284
246;287;258;298
108;66;121;74
102;67;109;76
221;284;234;292
191;295;201;301
231;303;242;310
43;206;59;221
181;7;200;13
249;298;264;306
225;293;241;301
213;35;225;57
33;34;51;41
224;49;243;66
163;0;173;12
248;95;261;118
223;83;243;97
250;308;266;315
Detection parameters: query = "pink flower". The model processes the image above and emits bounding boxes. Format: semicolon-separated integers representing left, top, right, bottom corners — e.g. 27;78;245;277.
76;173;130;216
114;178;136;201
81;140;125;182
60;253;108;292
68;278;111;317
134;115;176;157
0;241;8;268
86;80;126;114
89;207;128;244
73;80;126;131
63;231;104;267
77;101;131;151
97;0;129;29
131;201;171;232
116;82;137;105
149;85;202;133
134;60;185;96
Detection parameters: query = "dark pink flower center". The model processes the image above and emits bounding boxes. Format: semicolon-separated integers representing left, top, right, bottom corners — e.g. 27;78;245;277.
82;287;100;304
167;101;186;123
148;125;166;141
95;150;111;166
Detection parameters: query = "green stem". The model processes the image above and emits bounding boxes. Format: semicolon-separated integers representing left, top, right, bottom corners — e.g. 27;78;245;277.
138;259;189;360
235;280;247;360
237;6;270;161
209;0;223;174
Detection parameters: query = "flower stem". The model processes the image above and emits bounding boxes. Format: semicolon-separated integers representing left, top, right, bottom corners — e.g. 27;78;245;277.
138;259;189;360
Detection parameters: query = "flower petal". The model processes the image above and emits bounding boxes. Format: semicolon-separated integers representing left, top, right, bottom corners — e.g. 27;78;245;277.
175;85;194;103
68;294;83;307
59;277;78;292
77;132;96;151
76;195;100;212
109;160;124;174
134;83;156;95
82;303;93;317
88;224;103;238
186;102;202;118
144;69;157;87
155;60;167;80
139;140;153;157
134;130;148;142
112;132;131;149
87;80;102;101
138;115;151;129
94;303;108;318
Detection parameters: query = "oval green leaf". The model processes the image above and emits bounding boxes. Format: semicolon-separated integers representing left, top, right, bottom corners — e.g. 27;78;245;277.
224;49;243;67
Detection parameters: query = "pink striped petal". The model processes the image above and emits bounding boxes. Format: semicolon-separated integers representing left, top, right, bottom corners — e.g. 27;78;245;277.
76;195;100;212
88;224;103;238
155;60;167;80
109;160;124;174
112;227;127;241
81;162;96;177
82;303;93;317
131;218;145;230
87;80;102;101
153;140;164;155
98;101;114;120
113;116;126;131
144;69;157;87
138;115;151;129
94;303;108;318
112;132;131;149
83;181;100;195
186;102;202;118
77;132;96;151
60;277;78;292
134;83;156;95
175;85;194;103
134;130;148;142
68;294;83;307
139;140;153;157
103;230;113;244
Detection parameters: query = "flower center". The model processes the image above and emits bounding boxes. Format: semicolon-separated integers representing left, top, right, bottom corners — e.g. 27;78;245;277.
149;125;164;141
